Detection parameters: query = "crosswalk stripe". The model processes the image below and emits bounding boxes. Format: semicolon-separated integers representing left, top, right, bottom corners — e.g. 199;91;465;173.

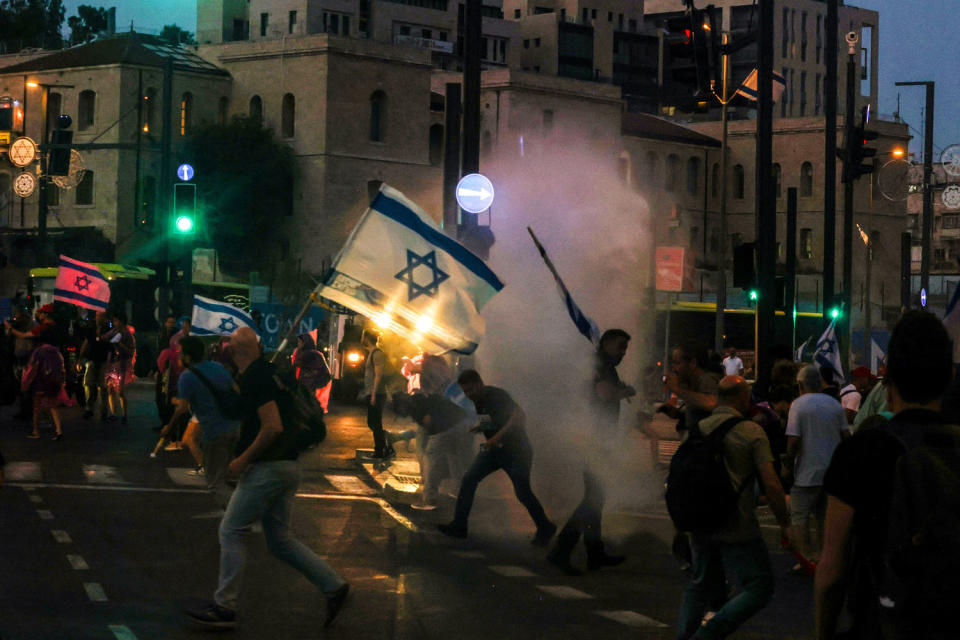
29;494;43;503
596;610;669;628
67;555;90;570
84;582;108;602
82;465;130;485
536;585;594;600
165;468;207;487
51;530;72;543
109;625;138;640
488;565;538;578
37;509;53;520
324;474;377;495
6;462;42;482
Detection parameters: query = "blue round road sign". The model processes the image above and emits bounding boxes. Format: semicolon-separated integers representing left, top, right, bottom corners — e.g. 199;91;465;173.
455;173;495;214
177;163;195;181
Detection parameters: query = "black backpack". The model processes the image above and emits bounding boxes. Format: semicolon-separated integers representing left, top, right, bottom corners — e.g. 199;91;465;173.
876;423;960;639
273;367;327;453
665;416;750;533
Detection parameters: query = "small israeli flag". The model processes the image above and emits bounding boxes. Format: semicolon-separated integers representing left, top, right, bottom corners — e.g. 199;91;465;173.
191;295;259;337
813;318;843;381
944;279;960;364
735;69;787;104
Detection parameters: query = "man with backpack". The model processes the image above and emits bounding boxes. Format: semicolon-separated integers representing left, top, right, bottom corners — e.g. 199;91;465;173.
816;311;959;639
673;375;791;640
185;327;349;631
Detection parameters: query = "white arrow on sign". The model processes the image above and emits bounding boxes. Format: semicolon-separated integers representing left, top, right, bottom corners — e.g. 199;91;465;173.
457;186;492;200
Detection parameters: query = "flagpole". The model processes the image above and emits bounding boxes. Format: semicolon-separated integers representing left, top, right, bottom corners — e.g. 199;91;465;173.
269;291;318;364
527;227;568;297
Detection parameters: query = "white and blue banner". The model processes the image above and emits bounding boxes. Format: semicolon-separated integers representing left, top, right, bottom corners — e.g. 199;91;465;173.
944;279;960;364
735;68;787;103
191;294;259;337
813;318;844;381
54;255;110;311
316;184;504;354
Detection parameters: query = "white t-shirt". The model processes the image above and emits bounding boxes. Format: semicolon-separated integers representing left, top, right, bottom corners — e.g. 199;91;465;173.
785;392;849;487
722;356;744;376
839;383;861;414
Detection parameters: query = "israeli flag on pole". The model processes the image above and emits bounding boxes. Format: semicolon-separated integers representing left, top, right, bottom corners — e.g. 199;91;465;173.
944;279;960;364
191;295;259;337
316;184;504;354
54;255;110;311
813;318;844;381
795;336;810;363
735;69;787;103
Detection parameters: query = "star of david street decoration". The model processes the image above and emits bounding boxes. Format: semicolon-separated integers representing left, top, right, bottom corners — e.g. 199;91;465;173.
394;249;449;301
74;274;91;292
218;317;239;334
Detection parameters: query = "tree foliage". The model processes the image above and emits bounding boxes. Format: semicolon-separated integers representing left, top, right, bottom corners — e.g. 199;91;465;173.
0;0;65;52
185;117;296;276
159;24;195;46
67;4;108;46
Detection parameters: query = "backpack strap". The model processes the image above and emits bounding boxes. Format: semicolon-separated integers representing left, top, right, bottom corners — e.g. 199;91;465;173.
706;415;756;494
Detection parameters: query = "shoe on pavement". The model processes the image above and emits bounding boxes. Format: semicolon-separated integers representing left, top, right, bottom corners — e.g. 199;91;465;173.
50;433;62;441
410;501;437;511
547;549;584;577
437;523;468;539
184;602;237;629
82;410;94;420
532;521;558;547
187;466;205;476
149;452;157;459
164;442;183;451
587;553;626;571
325;583;350;628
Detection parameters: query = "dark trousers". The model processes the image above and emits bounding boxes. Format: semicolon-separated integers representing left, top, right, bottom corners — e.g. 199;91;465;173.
452;444;551;531
366;394;388;453
555;469;605;560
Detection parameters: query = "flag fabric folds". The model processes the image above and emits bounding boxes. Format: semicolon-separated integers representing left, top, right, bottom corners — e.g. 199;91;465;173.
54;255;110;311
315;184;504;354
735;69;787;103
944;279;960;364
191;295;259;337
813;318;844;381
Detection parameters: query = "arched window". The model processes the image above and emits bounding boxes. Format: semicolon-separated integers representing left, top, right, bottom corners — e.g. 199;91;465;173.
429;124;443;166
142;88;157;133
645;151;658;188
76;170;94;205
800;228;813;259
180;92;193;136
710;227;719;253
711;162;719;198
665;153;680;192
733;164;745;199
773;163;782;198
78;90;96;131
48;183;60;206
281;93;295;138
249;95;263;124
217;96;229;125
687;157;700;196
800;161;814;197
369;91;386;142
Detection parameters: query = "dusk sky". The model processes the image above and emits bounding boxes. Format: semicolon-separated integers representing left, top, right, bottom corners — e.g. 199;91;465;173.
62;0;958;157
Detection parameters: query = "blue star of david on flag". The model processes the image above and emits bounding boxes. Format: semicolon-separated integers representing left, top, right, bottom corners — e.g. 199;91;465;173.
218;317;239;333
74;274;91;292
394;249;449;301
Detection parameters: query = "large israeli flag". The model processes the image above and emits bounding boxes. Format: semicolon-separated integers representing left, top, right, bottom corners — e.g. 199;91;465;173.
191;295;259;337
54;255;110;311
944;279;960;364
813;318;844;381
316;184;504;354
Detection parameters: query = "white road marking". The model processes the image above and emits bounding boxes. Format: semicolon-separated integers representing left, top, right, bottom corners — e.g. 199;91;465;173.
51;530;72;543
324;474;377;495
165;467;207;487
67;555;90;570
296;492;418;532
488;565;538;578
37;509;53;520
190;510;226;519
84;582;108;602
6;461;42;482
82;465;130;485
596;610;669;628
536;585;594;600
10;482;206;494
450;550;486;559
29;494;43;503
109;625;138;640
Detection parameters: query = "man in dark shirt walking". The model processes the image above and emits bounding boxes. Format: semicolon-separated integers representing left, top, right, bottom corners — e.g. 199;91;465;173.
548;328;636;575
185;327;349;630
437;370;555;544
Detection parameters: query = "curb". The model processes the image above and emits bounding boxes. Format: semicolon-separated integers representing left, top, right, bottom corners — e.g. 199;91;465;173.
355;449;423;505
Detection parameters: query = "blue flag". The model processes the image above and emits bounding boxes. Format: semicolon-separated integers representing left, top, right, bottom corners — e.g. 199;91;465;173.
191;295;259;337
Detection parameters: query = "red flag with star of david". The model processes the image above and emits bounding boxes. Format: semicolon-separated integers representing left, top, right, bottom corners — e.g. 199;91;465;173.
54;255;111;311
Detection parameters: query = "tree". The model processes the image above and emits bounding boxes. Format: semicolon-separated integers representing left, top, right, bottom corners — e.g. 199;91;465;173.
159;24;195;46
185;117;296;276
0;0;66;52
67;4;108;46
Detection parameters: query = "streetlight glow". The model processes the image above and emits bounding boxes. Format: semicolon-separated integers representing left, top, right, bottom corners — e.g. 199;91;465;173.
26;81;39;88
892;148;905;158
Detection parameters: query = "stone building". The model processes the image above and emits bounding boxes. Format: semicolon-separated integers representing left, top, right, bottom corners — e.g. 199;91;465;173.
906;163;960;312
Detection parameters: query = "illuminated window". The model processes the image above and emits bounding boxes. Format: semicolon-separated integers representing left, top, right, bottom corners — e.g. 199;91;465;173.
142;88;156;133
180;92;193;136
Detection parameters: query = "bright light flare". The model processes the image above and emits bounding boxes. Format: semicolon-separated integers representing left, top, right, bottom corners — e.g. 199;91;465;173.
346;351;362;364
26;81;39;88
892;148;905;158
372;312;392;328
175;215;194;233
415;315;433;333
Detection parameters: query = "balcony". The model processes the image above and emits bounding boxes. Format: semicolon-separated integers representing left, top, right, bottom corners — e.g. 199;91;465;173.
395;34;455;53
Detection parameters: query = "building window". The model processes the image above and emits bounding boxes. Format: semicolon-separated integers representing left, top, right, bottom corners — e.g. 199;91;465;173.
523;39;529;48
800;228;813;259
646;151;658;187
781;67;789;117
628;18;637;32
46;92;62;134
711;162;719;198
534;37;541;47
733;164;745;199
140;175;156;227
800;11;807;61
618;13;623;29
816;14;822;64
370;90;386;142
142;88;156;133
179;92;193;136
249;95;262;123
582;7;588;23
800;162;813;197
560;8;566;20
281;93;295;138
815;73;822;115
218;96;229;125
607;11;612;21
687;157;700;196
782;8;789;58
799;71;806;115
289;10;297;34
592;9;596;18
76;170;94;205
260;12;268;37
429;124;443;165
47;183;59;206
773;163;782;198
731;232;743;248
665;154;680;192
514;8;521;18
78;89;96;131
710;228;719;253
542;109;554;134
789;69;795;116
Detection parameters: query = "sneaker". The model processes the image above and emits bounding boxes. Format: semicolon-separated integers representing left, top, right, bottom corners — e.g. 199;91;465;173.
82;410;94;420
187;466;205;476
164;442;183;451
149;452;157;459
587;553;626;571
50;433;62;442
324;583;350;628
27;433;40;439
547;549;583;576
410;501;437;511
532;521;558;547
436;523;468;539
184;602;236;629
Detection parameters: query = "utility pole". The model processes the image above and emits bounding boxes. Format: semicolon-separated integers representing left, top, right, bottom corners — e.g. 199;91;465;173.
787;187;797;352
823;0;838;328
755;0;775;395
442;82;462;235
158;56;173;319
864;162;874;369
713;31;730;354
841;36;856;374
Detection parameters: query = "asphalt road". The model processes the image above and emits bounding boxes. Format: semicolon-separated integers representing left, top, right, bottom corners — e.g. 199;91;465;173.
0;381;816;639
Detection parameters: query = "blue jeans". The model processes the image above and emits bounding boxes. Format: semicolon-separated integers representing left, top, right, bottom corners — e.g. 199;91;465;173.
214;460;345;611
676;536;774;640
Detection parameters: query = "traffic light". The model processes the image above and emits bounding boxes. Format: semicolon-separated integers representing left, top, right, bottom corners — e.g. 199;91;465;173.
748;288;759;302
842;105;878;183
172;182;197;235
48;114;73;176
0;96;12;131
662;6;718;109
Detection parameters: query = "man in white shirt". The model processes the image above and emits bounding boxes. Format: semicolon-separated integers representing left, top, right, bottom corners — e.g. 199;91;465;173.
721;348;744;377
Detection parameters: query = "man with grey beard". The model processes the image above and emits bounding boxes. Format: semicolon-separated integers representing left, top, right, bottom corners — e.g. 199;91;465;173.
548;328;636;575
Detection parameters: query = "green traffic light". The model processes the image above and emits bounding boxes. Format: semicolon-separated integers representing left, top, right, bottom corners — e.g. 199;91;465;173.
174;214;195;233
748;290;758;301
830;307;841;319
